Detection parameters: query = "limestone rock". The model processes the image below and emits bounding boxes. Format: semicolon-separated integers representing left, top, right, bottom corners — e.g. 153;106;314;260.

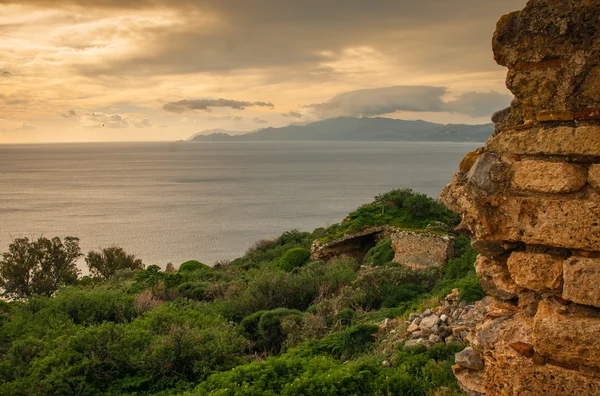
487;126;600;157
511;160;587;194
419;315;441;330
391;231;454;268
562;256;600;308
533;301;600;369
440;0;600;392
405;338;424;348
507;252;563;293
589;164;600;190
454;367;486;396
456;347;485;371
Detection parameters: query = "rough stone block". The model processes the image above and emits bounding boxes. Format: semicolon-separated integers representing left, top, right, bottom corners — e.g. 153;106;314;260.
536;110;574;122
487;126;600;157
563;256;600;308
512;160;587;193
483;354;600;396
507;252;563;292
478;197;600;252
589;164;600;190
475;255;520;300
533;301;600;369
391;231;453;268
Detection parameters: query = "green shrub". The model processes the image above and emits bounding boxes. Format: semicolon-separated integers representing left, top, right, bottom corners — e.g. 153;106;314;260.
178;260;208;272
279;248;311;272
258;308;303;354
363;238;395;266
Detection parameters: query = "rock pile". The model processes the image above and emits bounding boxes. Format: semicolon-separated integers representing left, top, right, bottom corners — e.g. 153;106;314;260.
400;289;488;349
440;0;600;394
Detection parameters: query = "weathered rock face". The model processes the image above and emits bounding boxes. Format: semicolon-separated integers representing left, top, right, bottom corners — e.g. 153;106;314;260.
439;0;600;393
391;231;453;269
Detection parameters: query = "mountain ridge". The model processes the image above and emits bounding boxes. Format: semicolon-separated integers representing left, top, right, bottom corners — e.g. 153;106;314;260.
189;117;494;142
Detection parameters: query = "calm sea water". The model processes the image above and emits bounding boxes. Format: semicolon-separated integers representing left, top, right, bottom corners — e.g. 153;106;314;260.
0;141;478;267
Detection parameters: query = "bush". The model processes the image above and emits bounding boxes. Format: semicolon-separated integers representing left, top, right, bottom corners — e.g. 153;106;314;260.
279;248;311;272
363;238;395;266
178;260;208;272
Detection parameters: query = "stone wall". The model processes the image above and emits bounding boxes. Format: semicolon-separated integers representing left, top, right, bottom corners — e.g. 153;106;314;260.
311;226;393;263
439;1;600;394
391;231;453;269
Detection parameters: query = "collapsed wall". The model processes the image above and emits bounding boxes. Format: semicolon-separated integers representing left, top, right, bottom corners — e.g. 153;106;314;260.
440;0;600;394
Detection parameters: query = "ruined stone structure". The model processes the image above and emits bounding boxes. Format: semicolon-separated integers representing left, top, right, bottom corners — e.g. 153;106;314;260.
311;226;393;263
391;230;453;269
311;226;453;267
440;1;600;394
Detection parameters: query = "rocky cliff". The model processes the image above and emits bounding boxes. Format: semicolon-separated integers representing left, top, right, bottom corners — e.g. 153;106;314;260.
439;0;600;394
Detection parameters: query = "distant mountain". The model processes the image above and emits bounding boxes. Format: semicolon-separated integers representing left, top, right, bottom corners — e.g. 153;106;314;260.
189;117;494;142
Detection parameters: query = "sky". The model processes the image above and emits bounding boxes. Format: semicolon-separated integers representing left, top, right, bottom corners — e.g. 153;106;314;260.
0;0;527;144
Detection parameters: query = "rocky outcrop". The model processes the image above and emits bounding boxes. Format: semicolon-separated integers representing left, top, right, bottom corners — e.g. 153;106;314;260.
439;1;600;394
391;231;453;269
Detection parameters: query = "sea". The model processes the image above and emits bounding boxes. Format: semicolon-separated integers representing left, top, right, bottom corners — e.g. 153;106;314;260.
0;141;479;267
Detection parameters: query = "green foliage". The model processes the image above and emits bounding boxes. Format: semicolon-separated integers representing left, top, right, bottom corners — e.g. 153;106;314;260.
179;260;209;272
85;246;144;279
54;286;136;325
354;265;440;310
0;236;82;299
279;248;311;272
321;189;459;242
258;308;303;354
193;344;459;396
308;323;379;360
0;194;484;396
434;236;484;303
363;238;394;266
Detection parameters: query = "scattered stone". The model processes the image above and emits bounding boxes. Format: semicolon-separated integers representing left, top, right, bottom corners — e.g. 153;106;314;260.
405;339;424;348
440;314;448;322
407;318;420;332
381;360;390;367
422;309;432;317
419;315;440;329
455;347;485;371
429;334;443;344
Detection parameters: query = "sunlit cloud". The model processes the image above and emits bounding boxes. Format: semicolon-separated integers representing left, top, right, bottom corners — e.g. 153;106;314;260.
80;112;152;128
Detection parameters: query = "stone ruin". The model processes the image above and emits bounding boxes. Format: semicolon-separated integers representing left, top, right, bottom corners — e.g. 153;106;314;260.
311;225;453;268
439;0;600;394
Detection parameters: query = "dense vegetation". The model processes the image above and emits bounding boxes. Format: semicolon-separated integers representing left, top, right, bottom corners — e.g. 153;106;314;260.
0;190;482;396
320;188;460;241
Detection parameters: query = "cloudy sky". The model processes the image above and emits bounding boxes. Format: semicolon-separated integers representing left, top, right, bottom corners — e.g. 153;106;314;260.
0;0;526;143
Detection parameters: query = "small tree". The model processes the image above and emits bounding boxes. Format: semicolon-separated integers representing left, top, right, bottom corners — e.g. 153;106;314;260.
86;246;144;279
0;236;82;299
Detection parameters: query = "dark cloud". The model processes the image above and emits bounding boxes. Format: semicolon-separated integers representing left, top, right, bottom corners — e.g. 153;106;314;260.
80;112;152;128
306;86;446;118
60;109;77;118
282;111;302;118
163;99;274;113
252;116;268;124
17;0;525;77
305;86;512;119
1;71;11;77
